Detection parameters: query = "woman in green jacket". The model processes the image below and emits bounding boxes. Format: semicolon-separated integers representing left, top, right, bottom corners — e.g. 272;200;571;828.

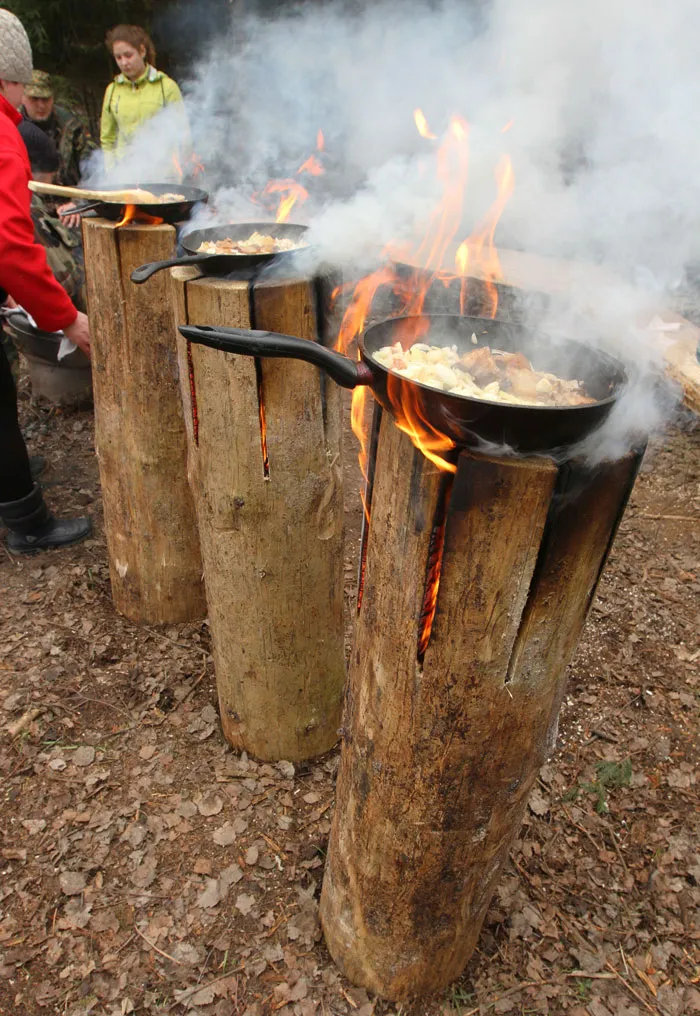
100;25;188;170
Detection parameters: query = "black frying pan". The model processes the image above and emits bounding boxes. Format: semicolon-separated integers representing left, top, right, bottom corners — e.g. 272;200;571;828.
130;222;309;283
178;314;627;454
65;182;208;224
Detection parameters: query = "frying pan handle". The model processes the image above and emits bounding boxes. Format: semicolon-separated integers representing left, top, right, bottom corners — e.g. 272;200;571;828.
130;253;214;284
179;325;373;390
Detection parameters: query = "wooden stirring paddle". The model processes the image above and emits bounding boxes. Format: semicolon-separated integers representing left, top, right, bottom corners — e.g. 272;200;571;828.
28;181;159;204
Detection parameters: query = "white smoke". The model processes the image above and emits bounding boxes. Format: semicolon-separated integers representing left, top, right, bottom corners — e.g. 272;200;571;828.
88;0;698;459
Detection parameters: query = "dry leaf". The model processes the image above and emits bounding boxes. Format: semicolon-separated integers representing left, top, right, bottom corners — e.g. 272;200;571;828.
197;793;224;817
196;879;221;909
59;871;86;896
235;893;256;916
213;823;237;846
73;746;95;767
21;819;46;835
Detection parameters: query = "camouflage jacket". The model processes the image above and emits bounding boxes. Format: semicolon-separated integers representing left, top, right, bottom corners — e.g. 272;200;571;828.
22;105;96;188
30;193;86;312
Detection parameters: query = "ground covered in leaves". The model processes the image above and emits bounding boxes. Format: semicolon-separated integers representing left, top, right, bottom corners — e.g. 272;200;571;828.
0;368;698;1016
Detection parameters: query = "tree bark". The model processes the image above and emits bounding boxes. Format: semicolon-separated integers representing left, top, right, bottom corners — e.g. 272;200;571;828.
320;416;641;999
82;219;205;624
171;267;345;761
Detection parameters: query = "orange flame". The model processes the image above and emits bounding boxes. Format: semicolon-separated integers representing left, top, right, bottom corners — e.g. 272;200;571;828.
500;119;514;134
190;152;206;178
337;112;514;483
172;151;206;182
414;108;436;140
251;130;326;223
115;205;164;228
455;154;515;317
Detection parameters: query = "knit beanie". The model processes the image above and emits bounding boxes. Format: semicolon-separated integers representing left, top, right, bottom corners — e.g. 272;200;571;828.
0;9;34;85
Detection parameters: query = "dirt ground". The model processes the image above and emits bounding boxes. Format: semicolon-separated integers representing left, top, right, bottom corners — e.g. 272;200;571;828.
0;362;698;1016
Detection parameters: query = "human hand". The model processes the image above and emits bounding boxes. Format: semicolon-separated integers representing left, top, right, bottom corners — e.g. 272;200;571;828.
2;294;18;309
63;311;91;357
58;202;82;230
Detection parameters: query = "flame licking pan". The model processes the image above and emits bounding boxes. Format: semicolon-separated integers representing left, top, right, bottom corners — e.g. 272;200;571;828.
131;222;309;282
178;314;627;455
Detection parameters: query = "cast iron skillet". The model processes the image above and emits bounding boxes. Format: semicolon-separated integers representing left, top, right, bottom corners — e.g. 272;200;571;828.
178;314;627;454
131;222;309;283
70;182;208;224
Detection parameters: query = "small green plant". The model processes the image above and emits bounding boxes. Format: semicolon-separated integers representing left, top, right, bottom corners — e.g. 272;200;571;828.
576;977;593;1000
447;984;475;1012
581;758;632;814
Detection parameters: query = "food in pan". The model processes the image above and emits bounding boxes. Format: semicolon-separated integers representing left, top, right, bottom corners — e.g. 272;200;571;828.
372;340;596;407
196;232;307;255
154;192;186;203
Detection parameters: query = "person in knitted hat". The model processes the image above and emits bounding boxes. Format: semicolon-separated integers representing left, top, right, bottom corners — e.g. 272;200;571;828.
0;8;92;553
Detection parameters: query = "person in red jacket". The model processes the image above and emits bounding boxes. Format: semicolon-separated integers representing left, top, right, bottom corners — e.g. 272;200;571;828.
0;7;92;553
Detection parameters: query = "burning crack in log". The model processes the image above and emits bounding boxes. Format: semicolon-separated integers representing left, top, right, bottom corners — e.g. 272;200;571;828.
254;358;270;479
417;472;454;663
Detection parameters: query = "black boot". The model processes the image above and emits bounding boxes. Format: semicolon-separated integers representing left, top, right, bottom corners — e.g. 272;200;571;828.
0;484;91;554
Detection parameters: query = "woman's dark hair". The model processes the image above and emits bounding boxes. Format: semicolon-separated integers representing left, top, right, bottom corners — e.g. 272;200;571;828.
18;119;59;174
105;25;156;67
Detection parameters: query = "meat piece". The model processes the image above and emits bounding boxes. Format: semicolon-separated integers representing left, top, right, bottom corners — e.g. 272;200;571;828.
494;350;532;371
459;346;500;386
504;366;542;401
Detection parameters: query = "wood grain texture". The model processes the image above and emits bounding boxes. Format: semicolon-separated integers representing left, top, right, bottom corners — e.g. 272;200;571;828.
82;220;205;623
171;268;345;762
320;430;640;1000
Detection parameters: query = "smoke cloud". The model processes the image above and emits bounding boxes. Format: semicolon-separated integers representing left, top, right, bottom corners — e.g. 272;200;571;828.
90;0;698;460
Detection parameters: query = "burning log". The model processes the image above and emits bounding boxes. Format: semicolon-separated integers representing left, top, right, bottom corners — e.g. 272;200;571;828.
82;220;205;624
320;415;642;1001
171;267;345;762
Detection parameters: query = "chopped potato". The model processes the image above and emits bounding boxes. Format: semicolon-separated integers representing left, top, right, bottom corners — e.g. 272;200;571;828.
372;338;595;407
197;232;307;255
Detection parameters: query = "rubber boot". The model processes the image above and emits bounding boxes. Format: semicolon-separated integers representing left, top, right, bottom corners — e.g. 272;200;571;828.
0;484;91;555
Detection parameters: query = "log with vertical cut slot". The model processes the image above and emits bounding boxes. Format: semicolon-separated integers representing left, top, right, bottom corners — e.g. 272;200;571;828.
320;416;642;1000
82;219;205;624
171;266;345;762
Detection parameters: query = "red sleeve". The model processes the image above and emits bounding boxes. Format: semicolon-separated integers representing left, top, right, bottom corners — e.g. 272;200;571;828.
0;146;78;333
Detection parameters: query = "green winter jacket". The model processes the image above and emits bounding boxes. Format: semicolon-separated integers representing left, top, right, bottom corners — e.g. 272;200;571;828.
100;66;187;167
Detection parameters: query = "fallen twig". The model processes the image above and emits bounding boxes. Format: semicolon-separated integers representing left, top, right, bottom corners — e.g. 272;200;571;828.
605;961;661;1015
167;968;240;1010
134;924;186;966
6;706;46;738
636;513;697;522
462;979;554;1016
176;662;208;709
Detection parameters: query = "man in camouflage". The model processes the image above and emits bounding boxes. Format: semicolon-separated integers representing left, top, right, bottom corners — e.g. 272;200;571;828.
30;193;86;311
21;70;94;187
17;119;86;311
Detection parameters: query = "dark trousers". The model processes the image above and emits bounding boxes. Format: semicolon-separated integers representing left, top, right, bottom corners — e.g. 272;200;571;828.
0;336;32;503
